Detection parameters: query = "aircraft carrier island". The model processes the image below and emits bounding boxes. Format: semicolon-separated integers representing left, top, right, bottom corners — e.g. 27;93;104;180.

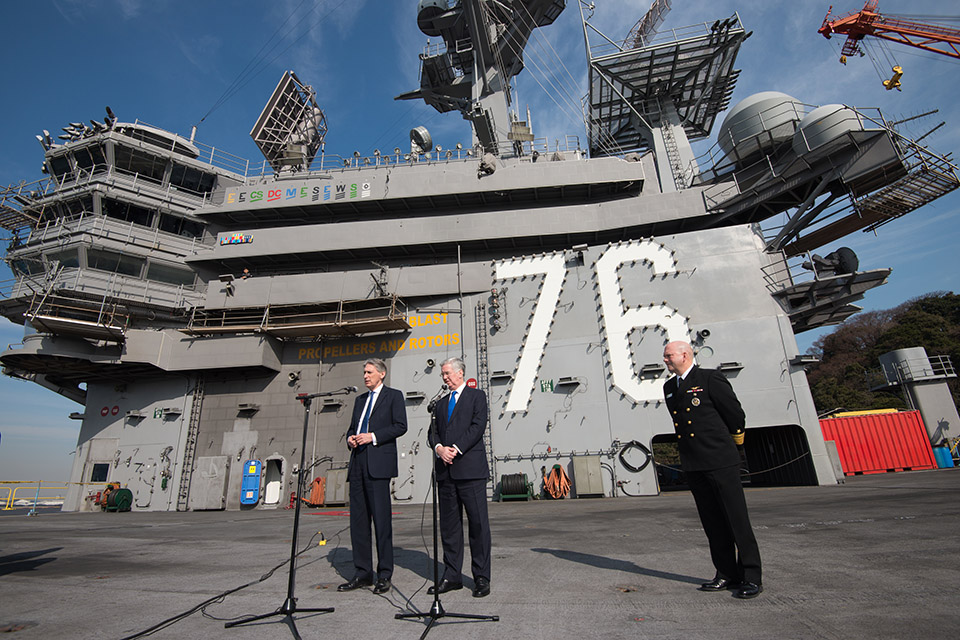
1;0;956;512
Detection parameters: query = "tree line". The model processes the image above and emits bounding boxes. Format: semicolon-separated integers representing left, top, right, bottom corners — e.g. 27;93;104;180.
805;292;960;415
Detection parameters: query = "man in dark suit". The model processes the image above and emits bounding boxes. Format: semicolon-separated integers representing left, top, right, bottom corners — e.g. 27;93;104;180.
662;341;763;599
427;357;492;598
338;358;407;595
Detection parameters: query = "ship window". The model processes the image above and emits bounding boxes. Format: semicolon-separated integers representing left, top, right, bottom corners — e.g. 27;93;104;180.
170;164;216;194
114;146;167;182
87;248;144;278
90;463;109;483
10;258;44;276
158;213;205;239
101;198;155;227
67;196;94;215
47;248;80;269
48;154;72;177
73;144;106;170
146;262;196;287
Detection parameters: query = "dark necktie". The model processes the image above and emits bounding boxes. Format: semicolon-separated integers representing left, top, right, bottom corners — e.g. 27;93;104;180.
446;390;457;421
360;392;375;434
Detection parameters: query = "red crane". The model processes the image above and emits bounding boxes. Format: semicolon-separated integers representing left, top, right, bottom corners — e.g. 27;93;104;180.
819;1;960;62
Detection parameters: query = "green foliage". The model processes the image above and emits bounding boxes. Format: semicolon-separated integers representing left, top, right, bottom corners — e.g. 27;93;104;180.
805;292;960;414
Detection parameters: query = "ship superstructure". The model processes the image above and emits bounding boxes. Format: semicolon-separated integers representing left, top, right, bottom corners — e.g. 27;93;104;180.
1;0;956;511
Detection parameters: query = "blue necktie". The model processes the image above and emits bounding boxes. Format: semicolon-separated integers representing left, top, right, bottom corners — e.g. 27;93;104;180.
360;392;375;434
446;390;457;421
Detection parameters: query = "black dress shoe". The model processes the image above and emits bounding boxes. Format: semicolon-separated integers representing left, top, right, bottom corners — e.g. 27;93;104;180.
472;576;490;598
337;576;373;592
427;578;463;595
734;582;763;599
372;578;391;594
698;577;739;592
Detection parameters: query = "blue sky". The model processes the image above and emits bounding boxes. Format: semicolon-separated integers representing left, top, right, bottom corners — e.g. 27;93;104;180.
0;0;957;481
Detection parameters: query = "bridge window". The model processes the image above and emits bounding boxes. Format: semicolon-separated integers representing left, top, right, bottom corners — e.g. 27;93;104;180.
73;144;106;170
48;154;72;178
159;213;205;239
114;146;167;182
87;248;144;278
47;248;80;269
146;261;196;287
101;198;155;227
170;164;216;195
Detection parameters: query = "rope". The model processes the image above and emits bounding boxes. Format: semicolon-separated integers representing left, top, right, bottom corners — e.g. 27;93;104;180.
618;440;653;473
542;464;571;499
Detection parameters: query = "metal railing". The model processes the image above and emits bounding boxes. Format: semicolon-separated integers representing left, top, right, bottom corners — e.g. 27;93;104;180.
4;267;207;310
18;210;214;252
758;250;836;293
1;481;68;513
231;135;585;187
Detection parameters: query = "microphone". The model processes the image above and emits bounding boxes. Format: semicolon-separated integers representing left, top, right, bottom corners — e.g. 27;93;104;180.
427;384;448;412
345;385;358;393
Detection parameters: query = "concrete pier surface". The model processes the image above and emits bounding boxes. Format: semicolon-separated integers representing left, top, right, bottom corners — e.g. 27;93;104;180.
1;468;957;639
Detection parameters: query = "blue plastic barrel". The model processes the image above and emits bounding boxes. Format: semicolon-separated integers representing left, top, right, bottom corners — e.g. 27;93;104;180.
932;446;955;469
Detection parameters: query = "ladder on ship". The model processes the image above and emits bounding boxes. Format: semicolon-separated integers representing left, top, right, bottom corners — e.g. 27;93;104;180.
658;99;688;191
475;301;495;499
176;375;205;511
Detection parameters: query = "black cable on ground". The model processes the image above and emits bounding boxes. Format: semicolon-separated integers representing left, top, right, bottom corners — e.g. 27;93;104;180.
119;524;348;639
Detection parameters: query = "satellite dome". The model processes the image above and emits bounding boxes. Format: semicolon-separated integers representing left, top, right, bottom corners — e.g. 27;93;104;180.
718;91;804;165
792;104;864;157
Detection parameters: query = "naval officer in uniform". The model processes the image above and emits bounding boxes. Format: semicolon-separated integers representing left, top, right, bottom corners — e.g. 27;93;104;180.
428;356;493;598
662;340;763;599
339;358;407;595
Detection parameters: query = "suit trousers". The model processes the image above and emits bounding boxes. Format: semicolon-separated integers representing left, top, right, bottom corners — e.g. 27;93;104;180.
685;464;762;584
438;477;491;582
348;448;393;580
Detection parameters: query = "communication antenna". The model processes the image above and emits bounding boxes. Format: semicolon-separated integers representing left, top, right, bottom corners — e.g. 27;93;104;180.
250;71;327;174
623;0;672;48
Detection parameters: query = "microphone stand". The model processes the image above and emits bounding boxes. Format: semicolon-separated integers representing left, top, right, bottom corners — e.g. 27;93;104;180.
226;386;355;638
396;386;499;638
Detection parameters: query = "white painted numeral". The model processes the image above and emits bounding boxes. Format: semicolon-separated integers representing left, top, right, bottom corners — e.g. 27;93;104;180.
494;253;566;412
596;241;689;402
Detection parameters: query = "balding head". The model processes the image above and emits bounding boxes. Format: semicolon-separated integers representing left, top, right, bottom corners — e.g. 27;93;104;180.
663;341;694;376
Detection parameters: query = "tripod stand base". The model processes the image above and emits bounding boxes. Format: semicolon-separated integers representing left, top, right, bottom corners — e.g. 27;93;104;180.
225;597;334;631
396;599;498;640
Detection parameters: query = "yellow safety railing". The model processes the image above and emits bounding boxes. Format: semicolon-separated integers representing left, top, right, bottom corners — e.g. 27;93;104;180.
1;481;68;512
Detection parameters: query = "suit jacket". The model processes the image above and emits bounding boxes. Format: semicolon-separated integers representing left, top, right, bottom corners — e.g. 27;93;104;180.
428;386;490;481
663;365;745;472
346;386;408;479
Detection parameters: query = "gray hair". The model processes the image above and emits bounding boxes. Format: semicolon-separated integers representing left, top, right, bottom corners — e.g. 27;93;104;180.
364;358;387;374
441;356;465;373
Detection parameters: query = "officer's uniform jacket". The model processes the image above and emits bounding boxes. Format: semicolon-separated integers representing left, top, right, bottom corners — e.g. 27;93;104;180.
663;365;745;471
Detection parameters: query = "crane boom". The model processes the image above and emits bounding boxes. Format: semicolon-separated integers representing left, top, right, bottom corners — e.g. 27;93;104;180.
820;1;960;60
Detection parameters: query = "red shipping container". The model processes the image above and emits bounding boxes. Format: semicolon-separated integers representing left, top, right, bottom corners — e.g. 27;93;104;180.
820;410;938;475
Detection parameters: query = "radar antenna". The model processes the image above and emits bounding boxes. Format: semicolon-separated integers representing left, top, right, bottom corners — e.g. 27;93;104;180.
623;0;672;49
250;71;327;174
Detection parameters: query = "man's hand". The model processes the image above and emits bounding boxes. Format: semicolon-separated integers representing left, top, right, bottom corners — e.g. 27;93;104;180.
348;433;374;448
436;444;458;465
